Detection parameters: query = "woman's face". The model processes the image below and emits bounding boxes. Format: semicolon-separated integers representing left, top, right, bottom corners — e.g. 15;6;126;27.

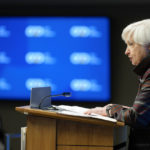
124;37;148;66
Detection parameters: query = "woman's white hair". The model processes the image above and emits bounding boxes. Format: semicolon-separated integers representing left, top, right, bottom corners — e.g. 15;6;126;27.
121;19;150;46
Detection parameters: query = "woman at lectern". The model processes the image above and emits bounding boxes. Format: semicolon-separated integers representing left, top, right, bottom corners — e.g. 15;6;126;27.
85;19;150;150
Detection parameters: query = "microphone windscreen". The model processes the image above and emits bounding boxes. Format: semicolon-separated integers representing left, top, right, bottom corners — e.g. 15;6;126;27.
62;92;71;97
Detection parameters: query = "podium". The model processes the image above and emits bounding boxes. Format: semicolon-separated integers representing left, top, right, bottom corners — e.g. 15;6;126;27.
16;106;127;150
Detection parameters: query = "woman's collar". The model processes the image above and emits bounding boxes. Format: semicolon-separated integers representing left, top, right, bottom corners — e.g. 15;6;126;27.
133;55;150;76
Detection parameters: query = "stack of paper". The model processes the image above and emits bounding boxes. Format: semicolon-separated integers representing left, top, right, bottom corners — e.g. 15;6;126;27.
51;105;117;122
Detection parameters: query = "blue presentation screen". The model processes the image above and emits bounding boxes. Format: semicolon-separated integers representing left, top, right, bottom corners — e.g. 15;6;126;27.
0;17;110;102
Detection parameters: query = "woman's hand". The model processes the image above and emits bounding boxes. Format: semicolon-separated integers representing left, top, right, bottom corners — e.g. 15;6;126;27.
84;106;107;116
84;104;113;116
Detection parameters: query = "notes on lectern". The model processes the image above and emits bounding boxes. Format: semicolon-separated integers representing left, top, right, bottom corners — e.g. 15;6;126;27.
49;105;117;123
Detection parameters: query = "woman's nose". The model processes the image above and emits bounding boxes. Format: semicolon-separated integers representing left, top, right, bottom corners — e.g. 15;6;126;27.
125;48;129;55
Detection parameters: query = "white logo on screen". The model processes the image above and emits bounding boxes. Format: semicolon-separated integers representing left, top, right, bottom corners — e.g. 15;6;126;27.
0;52;11;64
0;78;11;90
25;78;56;90
25;52;56;64
25;26;55;37
70;52;101;65
70;26;101;38
70;79;101;92
0;26;10;37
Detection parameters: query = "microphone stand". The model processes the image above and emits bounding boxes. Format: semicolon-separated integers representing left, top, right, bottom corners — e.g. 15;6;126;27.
39;92;71;109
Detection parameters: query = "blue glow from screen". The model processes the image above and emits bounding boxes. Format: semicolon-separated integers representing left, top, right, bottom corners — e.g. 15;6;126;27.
0;17;110;102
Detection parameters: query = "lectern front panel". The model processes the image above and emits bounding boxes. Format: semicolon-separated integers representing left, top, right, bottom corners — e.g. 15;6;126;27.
26;115;56;150
57;120;113;146
57;146;112;150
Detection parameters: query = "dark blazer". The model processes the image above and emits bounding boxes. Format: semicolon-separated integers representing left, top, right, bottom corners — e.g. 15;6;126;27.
108;56;150;128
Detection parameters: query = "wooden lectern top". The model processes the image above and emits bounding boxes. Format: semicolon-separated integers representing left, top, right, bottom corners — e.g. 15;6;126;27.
15;105;124;127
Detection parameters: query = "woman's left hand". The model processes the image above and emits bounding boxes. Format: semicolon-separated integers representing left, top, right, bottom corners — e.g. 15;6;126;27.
84;106;108;116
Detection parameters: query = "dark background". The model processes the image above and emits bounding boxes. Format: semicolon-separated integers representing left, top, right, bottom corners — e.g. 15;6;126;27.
0;1;150;149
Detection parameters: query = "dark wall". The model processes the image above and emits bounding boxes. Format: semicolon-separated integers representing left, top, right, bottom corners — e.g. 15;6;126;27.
0;3;150;150
1;0;150;5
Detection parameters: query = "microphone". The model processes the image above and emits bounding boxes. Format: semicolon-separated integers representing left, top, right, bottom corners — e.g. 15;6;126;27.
39;92;71;109
51;92;71;97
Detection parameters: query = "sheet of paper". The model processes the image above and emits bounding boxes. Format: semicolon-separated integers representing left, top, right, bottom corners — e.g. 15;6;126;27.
51;105;117;122
58;110;89;117
54;105;89;113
